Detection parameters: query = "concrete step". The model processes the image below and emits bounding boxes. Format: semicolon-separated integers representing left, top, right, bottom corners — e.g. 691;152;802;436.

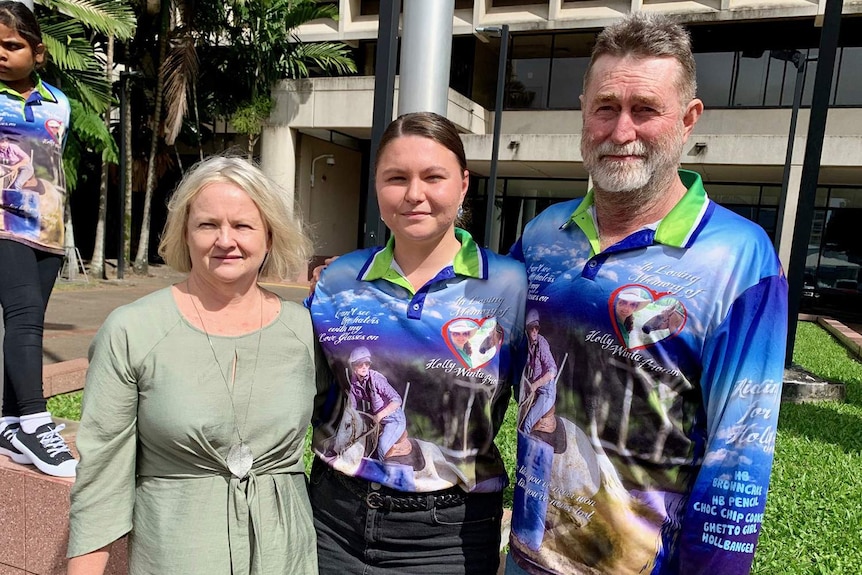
0;418;127;575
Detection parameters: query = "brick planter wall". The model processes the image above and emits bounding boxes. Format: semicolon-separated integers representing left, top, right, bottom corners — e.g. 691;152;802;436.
0;360;128;575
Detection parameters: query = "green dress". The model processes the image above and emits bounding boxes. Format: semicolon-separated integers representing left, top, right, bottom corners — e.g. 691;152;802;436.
68;288;318;574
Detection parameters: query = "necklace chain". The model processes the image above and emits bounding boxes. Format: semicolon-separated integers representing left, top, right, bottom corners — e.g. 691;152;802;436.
187;280;264;478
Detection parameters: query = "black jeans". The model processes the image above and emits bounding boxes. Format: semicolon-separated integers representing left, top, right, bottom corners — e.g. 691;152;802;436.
310;458;503;575
0;239;62;416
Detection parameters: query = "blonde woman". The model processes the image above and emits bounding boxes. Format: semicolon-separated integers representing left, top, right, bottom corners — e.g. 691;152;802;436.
68;156;318;575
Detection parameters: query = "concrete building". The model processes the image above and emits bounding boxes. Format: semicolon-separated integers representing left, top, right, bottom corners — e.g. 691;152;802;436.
261;0;862;320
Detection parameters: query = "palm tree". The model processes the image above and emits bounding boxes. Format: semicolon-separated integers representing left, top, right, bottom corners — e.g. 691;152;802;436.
34;0;136;278
131;0;356;273
89;34;113;280
37;0;136;185
203;0;355;158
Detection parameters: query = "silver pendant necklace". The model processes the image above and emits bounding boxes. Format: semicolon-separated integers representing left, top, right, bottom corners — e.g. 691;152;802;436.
188;281;263;480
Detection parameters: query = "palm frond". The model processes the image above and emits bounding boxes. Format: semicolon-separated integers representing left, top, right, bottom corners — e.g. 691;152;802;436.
41;33;99;72
288;41;357;76
53;68;113;113
68;98;119;163
277;0;338;30
163;35;199;145
37;0;137;40
63;131;82;192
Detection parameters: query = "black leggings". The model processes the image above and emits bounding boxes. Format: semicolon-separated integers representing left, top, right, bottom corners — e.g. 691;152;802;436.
0;239;62;416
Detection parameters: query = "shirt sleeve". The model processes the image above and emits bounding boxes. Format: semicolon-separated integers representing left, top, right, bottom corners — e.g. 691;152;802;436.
371;372;402;407
539;338;557;379
677;273;788;574
67;313;139;558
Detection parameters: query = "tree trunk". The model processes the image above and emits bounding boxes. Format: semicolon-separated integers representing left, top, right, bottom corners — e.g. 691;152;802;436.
133;1;170;275
63;201;78;281
192;82;203;161
90;35;114;280
247;134;255;160
123;72;132;271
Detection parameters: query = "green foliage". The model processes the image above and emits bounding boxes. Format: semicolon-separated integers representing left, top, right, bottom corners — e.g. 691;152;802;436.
198;0;356;121
47;390;83;421
33;0;137;189
283;40;356;79
751;322;862;574
792;321;862;385
230;96;273;139
39;0;136;40
67;98;119;166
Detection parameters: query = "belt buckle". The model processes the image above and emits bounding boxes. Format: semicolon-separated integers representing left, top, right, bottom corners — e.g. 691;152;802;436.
366;491;385;509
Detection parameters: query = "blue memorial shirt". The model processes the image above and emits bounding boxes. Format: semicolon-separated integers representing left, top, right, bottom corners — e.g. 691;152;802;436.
0;76;70;254
508;170;788;575
309;228;527;493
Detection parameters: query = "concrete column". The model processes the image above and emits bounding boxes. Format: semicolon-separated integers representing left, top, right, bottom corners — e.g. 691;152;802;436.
777;163;804;271
260;125;298;218
398;0;455;115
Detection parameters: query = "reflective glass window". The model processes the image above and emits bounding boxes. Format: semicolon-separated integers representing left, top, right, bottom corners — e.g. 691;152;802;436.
763;57;787;106
801;48;818;106
780;59;804;107
835;47;862;106
694;52;733;107
828;187;862;209
508;36;552;109
505;179;587;200
548;34;591;109
727;206;756;221
757;208;777;238
760;185;781;206
818;206;862;291
707;183;762;205
815;186;829;208
734;52;768;106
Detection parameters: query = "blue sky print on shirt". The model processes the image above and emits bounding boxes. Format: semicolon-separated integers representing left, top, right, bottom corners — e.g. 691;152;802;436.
311;239;527;493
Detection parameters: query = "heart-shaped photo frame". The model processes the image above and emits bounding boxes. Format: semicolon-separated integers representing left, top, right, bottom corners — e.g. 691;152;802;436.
609;285;687;350
443;317;504;370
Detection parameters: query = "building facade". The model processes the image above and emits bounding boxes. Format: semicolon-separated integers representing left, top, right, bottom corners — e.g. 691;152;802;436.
261;0;862;320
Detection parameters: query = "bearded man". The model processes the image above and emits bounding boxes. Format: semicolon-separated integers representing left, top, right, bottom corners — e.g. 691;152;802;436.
507;13;788;575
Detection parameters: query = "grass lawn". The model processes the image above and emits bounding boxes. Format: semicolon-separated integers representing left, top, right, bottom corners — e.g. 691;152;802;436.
750;322;862;575
49;321;862;571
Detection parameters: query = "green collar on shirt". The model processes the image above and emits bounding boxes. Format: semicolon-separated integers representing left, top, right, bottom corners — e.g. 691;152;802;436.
360;228;485;293
0;75;58;102
565;169;709;254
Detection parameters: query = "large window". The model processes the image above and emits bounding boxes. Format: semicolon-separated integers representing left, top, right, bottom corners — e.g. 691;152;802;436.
803;187;862;319
508;36;552;109
707;183;780;239
548;34;591;109
466;178;588;251
507;33;593;109
504;26;862;110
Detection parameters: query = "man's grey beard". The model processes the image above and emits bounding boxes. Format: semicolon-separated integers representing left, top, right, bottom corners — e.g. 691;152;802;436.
581;131;684;195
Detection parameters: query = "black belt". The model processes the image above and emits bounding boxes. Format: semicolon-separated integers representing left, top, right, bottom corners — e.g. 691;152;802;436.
331;466;468;512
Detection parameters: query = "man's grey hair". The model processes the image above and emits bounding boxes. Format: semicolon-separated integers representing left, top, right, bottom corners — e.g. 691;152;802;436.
584;13;697;103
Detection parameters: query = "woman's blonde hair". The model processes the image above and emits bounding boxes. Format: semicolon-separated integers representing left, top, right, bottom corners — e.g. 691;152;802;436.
157;155;313;280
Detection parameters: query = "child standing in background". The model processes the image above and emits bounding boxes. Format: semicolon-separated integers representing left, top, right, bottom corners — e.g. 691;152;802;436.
0;0;76;478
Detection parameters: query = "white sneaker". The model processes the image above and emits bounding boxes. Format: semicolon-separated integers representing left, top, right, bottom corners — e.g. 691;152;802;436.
0;422;31;465
11;422;77;477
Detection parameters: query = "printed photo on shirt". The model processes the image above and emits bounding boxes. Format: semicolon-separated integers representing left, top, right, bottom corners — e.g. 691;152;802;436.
610;285;687;350
0;130;66;243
